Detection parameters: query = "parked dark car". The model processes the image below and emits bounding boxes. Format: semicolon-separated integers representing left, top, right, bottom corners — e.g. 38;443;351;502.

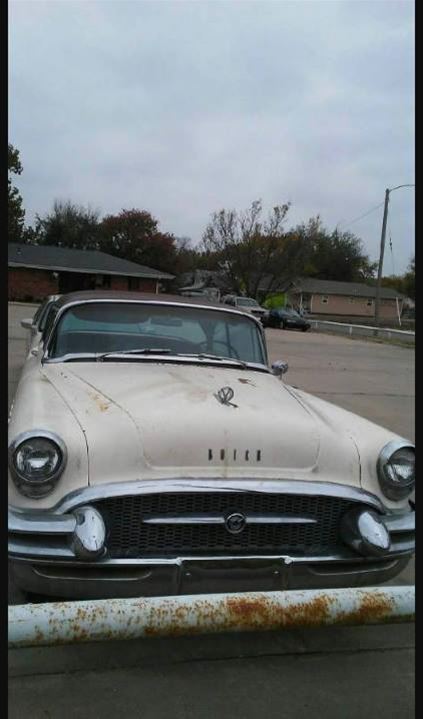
265;308;311;331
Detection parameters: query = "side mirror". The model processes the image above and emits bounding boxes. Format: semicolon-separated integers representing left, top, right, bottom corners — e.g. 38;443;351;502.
271;360;289;377
21;318;34;330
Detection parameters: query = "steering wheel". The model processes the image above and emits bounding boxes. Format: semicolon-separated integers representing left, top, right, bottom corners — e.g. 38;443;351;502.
199;340;241;360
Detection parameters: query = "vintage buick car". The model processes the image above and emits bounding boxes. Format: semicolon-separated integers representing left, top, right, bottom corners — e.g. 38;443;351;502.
8;291;415;599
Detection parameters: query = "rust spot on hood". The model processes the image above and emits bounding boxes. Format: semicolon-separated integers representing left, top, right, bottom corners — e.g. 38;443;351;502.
238;378;256;386
89;392;110;412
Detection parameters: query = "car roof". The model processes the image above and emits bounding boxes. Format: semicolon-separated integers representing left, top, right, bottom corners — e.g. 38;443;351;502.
51;291;261;321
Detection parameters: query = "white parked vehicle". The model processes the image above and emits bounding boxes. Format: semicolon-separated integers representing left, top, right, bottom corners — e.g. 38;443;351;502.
8;291;415;599
221;295;267;322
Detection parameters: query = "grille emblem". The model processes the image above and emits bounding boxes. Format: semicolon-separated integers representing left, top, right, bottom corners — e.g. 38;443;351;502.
215;386;236;407
225;512;246;534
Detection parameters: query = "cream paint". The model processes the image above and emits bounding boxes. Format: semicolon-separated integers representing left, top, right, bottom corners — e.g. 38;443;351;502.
9;353;407;510
44;361;362;488
47;362;320;477
8;361;89;510
290;387;412;511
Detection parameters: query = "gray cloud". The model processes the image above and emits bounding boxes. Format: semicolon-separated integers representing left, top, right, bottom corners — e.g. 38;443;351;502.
9;0;414;272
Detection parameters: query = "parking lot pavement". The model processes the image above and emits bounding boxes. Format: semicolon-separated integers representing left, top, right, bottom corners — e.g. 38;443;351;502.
8;304;415;719
265;327;414;442
8;628;415;719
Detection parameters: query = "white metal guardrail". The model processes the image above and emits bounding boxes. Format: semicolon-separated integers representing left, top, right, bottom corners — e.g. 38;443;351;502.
8;586;415;649
311;320;415;344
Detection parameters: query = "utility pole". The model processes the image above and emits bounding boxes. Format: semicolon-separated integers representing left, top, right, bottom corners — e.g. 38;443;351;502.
374;188;390;328
373;183;414;330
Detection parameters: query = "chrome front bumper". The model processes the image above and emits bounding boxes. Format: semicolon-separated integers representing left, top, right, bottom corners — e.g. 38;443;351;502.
9;481;415;599
10;554;412;599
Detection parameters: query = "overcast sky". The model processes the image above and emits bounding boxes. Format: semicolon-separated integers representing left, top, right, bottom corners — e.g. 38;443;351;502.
9;0;414;273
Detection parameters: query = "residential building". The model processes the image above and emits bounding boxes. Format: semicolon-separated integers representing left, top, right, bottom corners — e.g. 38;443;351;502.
8;244;174;301
283;277;405;319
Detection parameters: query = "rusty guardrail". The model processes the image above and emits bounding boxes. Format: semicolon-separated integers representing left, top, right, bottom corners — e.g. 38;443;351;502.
8;586;415;649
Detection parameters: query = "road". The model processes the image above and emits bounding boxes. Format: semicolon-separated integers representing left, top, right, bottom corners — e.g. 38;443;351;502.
8;303;415;719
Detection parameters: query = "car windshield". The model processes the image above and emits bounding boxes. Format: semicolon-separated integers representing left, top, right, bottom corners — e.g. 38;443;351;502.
237;298;259;308
285;309;301;318
49;302;266;365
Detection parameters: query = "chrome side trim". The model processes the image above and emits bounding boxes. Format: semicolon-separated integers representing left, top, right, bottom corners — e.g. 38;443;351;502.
142;513;317;525
9;509;76;535
12;478;387;516
385;511;415;533
9;539;75;559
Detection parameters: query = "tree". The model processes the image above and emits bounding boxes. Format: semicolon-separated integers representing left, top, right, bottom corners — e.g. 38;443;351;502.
8;144;26;243
99;209;177;272
403;256;415;300
292;217;377;282
202;200;300;298
381;257;415;300
32;200;101;250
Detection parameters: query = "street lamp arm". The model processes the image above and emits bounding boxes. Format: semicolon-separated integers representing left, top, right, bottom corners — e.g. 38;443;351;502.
388;184;415;193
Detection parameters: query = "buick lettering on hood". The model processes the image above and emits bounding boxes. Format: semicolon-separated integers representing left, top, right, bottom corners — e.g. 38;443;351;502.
9;292;415;599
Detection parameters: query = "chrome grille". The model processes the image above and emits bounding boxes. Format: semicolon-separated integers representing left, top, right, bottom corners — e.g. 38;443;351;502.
94;492;356;558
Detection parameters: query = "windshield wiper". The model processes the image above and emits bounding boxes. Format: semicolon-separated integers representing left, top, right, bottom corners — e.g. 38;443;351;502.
96;348;172;361
95;349;249;368
175;353;249;369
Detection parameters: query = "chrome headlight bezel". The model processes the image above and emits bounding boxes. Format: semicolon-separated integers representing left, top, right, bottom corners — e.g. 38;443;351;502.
377;439;415;501
8;430;67;498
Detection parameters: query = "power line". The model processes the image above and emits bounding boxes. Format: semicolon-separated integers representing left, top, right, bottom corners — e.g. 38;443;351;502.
340;201;385;230
388;223;396;276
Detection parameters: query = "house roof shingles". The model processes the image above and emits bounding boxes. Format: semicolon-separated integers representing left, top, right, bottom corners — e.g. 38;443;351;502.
288;277;405;300
8;243;174;280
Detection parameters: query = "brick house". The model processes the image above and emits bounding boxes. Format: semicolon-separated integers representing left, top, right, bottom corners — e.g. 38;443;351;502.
283;277;405;320
8;244;174;302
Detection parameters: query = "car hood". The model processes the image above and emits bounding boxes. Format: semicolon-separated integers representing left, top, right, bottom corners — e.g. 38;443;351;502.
43;361;361;487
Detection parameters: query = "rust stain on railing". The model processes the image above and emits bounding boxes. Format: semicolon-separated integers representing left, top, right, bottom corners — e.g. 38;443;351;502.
9;586;415;649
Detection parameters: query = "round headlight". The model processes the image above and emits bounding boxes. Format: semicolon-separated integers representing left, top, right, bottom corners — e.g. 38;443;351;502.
9;431;67;498
377;440;415;500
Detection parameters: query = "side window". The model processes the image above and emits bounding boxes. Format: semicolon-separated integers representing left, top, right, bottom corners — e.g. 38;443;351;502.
39;303;54;333
41;306;59;346
33;301;47;327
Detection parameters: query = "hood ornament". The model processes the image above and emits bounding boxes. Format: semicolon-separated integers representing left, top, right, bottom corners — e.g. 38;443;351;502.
215;386;237;407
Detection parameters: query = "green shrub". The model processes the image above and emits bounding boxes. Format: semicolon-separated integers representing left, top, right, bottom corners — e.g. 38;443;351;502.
263;293;286;309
